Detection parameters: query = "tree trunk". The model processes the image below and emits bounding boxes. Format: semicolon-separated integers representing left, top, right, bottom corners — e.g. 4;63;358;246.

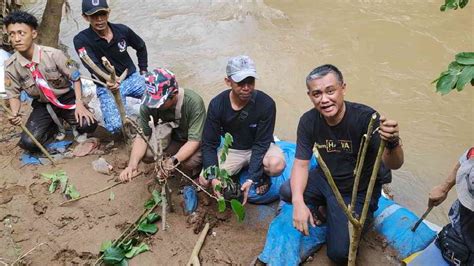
37;0;65;48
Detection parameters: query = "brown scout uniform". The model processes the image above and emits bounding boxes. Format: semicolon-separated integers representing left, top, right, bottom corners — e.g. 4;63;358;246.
5;43;78;101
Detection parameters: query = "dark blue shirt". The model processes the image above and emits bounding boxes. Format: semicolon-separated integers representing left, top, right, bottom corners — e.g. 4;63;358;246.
201;89;277;182
73;22;147;81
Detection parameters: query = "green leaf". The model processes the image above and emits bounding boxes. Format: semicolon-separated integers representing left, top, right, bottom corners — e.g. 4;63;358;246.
436;73;458;95
58;173;68;193
144;199;155;210
230;199;245;222
120;239;134;252
152;190;161;206
455;52;474;65
109;192;115;201
146;213;160;223
214;183;222;193
118;259;128;266
138;222;158;234
100;240;113;253
448;61;463;73
103;246;126;265
217;198;226;212
65;185;80;199
124;243;150;259
48;180;59;193
459;0;469;8
455;65;474;91
224;133;233;146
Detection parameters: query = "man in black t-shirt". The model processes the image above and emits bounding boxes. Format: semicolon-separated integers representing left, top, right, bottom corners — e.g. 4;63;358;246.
280;64;404;264
74;0;148;134
200;55;286;204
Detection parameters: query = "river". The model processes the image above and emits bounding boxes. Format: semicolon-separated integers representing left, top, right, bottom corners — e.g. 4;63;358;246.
27;0;473;225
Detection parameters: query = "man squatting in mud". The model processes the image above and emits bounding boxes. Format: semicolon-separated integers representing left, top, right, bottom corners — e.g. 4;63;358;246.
4;11;97;153
280;64;404;264
119;68;206;183
74;0;148;134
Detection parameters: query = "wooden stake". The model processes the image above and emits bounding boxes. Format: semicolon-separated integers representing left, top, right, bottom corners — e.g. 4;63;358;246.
0;100;55;165
350;114;377;213
186;222;210;266
60;181;121;206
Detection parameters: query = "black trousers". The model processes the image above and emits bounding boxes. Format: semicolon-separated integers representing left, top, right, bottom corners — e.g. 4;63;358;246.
279;169;381;264
19;90;97;153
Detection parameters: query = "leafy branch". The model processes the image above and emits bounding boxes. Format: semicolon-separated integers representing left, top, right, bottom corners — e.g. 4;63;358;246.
42;170;80;200
95;190;162;265
433;53;474;95
434;0;472;95
202;133;245;222
440;0;469;11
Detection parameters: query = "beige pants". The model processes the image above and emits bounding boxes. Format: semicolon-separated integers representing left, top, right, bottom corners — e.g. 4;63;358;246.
219;143;285;176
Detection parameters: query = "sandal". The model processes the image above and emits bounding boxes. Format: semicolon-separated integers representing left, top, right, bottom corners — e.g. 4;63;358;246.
255;174;272;195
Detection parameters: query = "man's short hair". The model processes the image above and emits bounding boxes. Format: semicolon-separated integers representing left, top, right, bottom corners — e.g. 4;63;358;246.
3;10;38;29
306;64;344;87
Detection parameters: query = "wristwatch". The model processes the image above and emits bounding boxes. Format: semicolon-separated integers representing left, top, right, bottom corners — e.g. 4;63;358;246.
170;156;179;166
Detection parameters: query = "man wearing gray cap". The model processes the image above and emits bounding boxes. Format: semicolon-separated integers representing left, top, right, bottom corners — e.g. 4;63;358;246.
429;147;474;265
200;55;286;204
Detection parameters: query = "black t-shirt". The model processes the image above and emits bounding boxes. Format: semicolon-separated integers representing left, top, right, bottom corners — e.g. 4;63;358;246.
295;101;391;193
201;89;276;181
73;23;148;81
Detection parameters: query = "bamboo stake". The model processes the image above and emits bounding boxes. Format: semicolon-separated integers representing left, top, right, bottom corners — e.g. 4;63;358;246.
0;100;55;165
60;181;122;206
101;57;128;136
347;140;385;266
350;114;377;213
186;222;210;266
161;185;167;231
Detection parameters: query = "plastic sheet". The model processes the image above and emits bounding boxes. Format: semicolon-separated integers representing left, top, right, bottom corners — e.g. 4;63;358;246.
258;203;327;265
373;196;437;258
183;186;198;215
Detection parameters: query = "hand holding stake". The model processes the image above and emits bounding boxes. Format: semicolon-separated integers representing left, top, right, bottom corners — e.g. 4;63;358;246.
0;99;55;165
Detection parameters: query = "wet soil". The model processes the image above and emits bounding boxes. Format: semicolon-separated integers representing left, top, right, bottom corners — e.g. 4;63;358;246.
0;106;399;265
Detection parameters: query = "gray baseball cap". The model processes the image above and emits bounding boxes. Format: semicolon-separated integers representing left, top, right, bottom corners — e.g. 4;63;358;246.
226;55;258;82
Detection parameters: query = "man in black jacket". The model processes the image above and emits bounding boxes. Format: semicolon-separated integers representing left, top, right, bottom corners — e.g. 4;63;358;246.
200;55;286;204
74;0;148;134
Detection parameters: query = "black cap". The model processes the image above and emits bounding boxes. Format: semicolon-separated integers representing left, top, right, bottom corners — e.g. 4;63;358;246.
82;0;109;16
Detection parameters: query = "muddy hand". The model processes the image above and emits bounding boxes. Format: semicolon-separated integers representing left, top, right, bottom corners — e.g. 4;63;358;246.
428;184;448;207
8;113;22;126
119;166;138;182
75;103;96;127
378;115;400;143
211;179;222;198
241;180;253;205
292;201;315;236
106;80;120;92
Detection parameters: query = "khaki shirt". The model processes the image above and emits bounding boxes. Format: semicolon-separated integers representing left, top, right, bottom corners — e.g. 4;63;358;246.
4;44;78;102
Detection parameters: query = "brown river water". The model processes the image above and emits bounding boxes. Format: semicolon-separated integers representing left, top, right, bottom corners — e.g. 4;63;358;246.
27;0;473;225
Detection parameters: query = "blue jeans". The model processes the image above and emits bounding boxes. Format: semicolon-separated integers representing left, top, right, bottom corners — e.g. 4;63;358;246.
280;169;381;264
96;72;145;133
